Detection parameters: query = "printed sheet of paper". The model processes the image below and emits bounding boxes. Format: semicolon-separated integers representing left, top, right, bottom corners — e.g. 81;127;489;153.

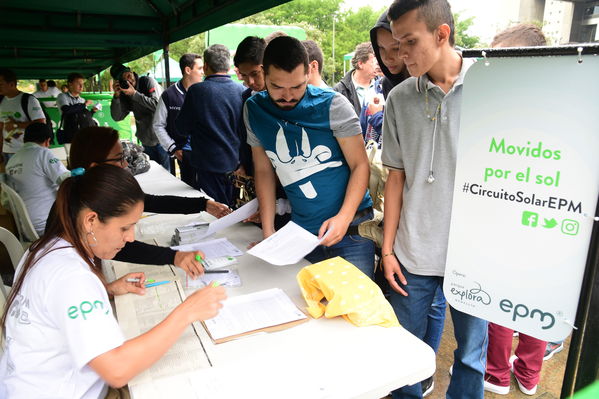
112;261;212;386
205;198;258;237
247;221;322;266
203;288;307;342
171;237;244;258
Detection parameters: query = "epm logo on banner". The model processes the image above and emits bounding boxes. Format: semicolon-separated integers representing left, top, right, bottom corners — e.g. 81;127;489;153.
499;298;556;330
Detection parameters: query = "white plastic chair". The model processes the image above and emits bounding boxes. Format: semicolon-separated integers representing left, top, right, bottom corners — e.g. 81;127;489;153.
0;182;39;244
0;227;22;321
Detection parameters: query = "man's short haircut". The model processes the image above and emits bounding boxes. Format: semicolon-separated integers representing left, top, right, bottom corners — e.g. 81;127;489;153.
388;0;455;47
67;72;85;83
203;44;231;73
351;42;374;70
24;122;53;144
47;80;57;88
0;68;17;84
38;79;47;84
302;40;324;74
491;24;547;48
263;36;309;75
179;53;202;74
233;36;266;67
264;31;288;44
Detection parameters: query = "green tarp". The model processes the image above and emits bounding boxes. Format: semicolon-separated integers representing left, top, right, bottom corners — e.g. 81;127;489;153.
1;0;291;79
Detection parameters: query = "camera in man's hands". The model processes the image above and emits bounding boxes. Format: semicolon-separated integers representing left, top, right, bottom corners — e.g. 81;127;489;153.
119;77;130;90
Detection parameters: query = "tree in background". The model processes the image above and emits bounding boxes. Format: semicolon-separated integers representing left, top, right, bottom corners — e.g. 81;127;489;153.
95;1;481;89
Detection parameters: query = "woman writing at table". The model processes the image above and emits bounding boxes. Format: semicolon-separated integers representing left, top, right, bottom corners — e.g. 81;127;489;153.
0;165;226;398
67;126;229;278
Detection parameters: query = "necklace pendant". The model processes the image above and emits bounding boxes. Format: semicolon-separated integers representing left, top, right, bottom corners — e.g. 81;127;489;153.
427;174;435;184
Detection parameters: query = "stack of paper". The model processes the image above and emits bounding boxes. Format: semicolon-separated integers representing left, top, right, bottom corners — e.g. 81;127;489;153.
203;288;308;343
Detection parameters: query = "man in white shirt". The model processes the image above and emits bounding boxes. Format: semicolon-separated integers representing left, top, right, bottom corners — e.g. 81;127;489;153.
0;68;46;164
6;122;70;234
33;79;51;98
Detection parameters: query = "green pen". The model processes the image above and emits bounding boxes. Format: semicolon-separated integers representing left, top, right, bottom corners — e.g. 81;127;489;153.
195;254;208;269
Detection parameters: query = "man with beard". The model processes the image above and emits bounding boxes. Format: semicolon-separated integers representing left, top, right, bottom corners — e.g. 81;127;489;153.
244;36;375;278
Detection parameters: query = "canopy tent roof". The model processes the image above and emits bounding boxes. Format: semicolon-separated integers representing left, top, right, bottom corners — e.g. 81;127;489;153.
145;54;183;83
1;0;290;79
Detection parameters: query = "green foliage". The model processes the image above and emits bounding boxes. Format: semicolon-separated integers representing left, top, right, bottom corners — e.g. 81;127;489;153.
453;12;482;49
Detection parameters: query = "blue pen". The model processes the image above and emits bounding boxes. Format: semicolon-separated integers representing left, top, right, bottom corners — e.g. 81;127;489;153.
145;280;170;288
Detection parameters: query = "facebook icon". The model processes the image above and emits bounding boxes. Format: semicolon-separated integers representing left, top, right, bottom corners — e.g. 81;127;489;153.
521;211;539;227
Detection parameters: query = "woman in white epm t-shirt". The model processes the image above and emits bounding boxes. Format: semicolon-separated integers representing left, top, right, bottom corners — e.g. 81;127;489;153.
0;165;226;399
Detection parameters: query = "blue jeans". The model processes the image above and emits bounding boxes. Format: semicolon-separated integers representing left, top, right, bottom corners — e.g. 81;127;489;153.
390;265;488;399
423;285;447;353
305;209;375;279
143;144;170;172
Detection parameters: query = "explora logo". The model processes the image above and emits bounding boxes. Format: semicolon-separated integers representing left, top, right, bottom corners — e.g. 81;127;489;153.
67;300;109;320
499;299;555;330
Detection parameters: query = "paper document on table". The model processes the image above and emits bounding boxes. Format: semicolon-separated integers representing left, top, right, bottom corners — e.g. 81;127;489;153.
247;221;322;266
206;198;258;236
171;237;244;258
203;288;308;343
112;262;211;386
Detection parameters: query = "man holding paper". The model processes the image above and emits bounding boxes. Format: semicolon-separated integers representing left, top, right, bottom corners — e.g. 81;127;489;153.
244;36;375;277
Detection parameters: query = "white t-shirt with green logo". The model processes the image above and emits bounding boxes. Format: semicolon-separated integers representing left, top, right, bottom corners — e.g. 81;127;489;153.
0;93;45;154
0;238;125;399
5;142;70;234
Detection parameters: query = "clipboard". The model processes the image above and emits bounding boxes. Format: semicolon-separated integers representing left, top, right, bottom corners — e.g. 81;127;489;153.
201;288;309;344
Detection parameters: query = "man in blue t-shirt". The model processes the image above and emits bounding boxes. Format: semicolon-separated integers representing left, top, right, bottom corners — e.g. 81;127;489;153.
244;36;375;278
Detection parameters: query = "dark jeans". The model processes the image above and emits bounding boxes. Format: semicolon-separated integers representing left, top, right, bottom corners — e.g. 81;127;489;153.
143;144;170;172
179;150;196;188
195;169;234;206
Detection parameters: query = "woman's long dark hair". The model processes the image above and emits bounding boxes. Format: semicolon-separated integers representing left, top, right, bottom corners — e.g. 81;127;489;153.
1;165;144;331
69;127;120;169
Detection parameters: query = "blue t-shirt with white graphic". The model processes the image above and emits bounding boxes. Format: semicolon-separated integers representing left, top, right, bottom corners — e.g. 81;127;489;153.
245;85;372;234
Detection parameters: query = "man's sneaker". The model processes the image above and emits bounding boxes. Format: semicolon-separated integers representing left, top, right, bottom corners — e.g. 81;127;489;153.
421;376;434;397
510;355;538;395
544;341;564;361
483;379;510;395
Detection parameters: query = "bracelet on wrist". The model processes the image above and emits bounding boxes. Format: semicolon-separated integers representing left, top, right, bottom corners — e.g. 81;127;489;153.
382;252;394;257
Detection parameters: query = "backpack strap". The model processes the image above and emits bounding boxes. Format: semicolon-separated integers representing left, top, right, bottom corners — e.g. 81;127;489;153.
21;92;32;121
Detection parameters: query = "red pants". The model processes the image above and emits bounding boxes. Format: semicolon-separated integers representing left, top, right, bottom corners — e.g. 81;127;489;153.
485;322;547;389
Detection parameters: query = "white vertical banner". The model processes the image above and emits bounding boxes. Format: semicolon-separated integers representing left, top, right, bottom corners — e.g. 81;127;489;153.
444;54;599;342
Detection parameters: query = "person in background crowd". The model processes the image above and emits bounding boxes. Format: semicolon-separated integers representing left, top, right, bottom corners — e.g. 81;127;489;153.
33;79;50;98
233;36;267;178
153;53;204;186
245;36;375;278
302;40;329;88
68;126;230;278
0;68;46;164
382;1;488;398
334;42;378;116
484;22;548;396
0;164;226;398
176;44;245;206
46;80;61;97
56;73;99;117
5;123;70;235
109;63;169;171
60;84;68;93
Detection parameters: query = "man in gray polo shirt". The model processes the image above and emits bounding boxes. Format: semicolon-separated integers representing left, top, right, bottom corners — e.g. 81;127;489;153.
381;1;488;399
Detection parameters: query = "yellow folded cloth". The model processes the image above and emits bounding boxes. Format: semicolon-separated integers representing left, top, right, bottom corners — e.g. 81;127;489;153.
296;256;399;327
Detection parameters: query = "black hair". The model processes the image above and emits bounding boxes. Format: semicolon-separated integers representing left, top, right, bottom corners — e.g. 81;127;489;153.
179;53;202;74
263;36;309;75
24;122;53;144
70;127;120;169
38;79;47;84
233;36;266;67
388;0;455;47
67;72;85;83
47;80;57;88
203;44;231;73
0;68;17;84
302;40;324;74
1;165;145;332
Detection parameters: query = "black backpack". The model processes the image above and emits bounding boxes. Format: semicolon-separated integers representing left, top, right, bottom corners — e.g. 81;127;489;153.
20;93;54;133
56;102;97;144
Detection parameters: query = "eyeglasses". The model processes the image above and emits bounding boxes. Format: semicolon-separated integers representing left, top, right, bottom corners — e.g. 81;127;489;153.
102;153;126;166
